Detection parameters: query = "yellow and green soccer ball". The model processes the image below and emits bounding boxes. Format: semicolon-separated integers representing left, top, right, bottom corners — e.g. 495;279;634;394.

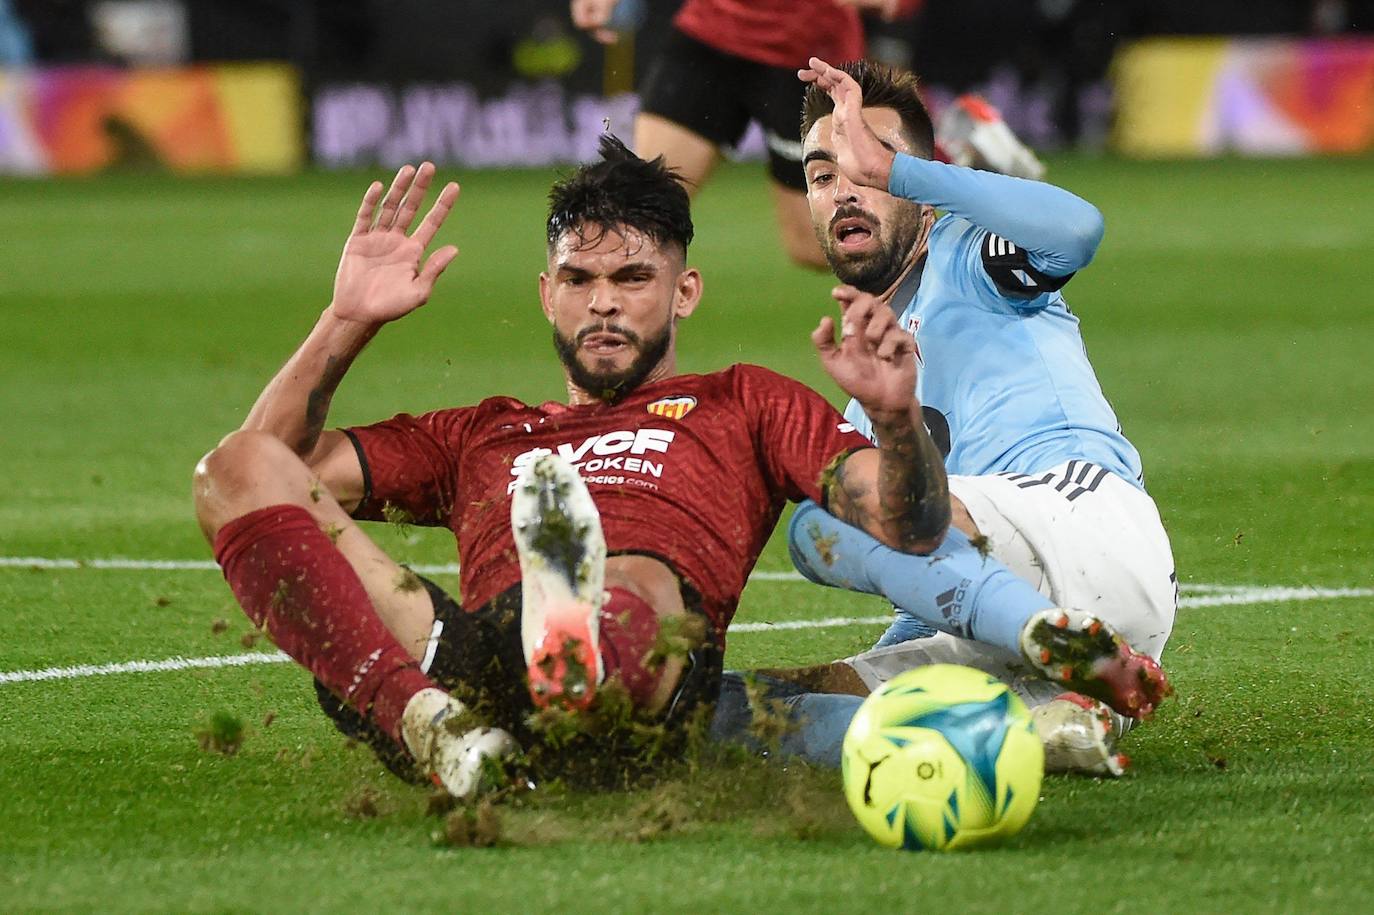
841;664;1044;851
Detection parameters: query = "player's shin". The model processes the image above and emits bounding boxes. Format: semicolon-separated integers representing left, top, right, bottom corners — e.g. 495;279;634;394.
787;500;886;594
212;504;434;741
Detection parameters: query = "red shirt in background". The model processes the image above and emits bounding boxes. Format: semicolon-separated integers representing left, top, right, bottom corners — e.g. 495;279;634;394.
673;0;924;70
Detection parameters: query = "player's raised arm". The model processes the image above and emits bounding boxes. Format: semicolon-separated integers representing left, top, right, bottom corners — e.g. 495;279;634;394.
237;163;460;478
800;57;1103;277
813;285;950;553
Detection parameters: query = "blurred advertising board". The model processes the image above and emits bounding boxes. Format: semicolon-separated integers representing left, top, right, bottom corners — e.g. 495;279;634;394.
314;82;646;168
0;63;302;174
1113;38;1374;156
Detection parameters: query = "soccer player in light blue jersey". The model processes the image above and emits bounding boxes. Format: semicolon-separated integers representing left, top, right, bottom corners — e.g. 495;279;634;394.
717;59;1177;777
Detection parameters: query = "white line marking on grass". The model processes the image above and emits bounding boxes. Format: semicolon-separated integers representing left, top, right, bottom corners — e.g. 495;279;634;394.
1;585;1368;687
0;651;291;684
1;556;221;571
1179;586;1372;607
733;615;892;633
0;555;1237;590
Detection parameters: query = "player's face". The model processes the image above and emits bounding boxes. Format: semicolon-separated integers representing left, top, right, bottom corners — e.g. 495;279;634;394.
540;224;702;403
802;107;932;295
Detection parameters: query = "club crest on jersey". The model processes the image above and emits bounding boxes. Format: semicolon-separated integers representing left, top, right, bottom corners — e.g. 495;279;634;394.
646;395;697;420
903;315;924;365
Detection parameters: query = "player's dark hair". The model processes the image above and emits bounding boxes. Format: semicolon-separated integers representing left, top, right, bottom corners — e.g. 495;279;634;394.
546;134;694;255
801;60;935;159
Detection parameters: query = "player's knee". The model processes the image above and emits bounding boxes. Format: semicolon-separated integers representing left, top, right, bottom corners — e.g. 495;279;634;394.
192;431;297;538
196;430;288;491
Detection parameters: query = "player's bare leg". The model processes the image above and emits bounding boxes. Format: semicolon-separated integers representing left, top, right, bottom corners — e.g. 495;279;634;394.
513;453;688;712
634;112;720;194
194;430;516;797
771;181;828;268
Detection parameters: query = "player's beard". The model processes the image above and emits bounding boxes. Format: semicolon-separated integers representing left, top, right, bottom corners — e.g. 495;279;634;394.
819;200;925;295
553;319;672;403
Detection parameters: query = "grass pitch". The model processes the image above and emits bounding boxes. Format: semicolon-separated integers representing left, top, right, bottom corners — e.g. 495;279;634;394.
2;156;1373;912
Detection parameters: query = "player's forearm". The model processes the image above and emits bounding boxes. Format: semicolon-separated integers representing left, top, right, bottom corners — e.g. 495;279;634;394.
240;307;380;458
868;404;950;553
889;153;1104;275
829;404;950;554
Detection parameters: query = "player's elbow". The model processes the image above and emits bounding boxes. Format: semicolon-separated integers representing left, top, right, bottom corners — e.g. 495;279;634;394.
1064;202;1105;269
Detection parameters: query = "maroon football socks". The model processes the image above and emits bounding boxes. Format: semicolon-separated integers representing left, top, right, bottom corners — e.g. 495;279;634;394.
598;586;668;708
212;504;434;742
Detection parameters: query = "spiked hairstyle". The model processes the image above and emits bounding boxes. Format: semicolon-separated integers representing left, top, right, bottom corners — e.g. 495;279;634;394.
801;60;935;159
546;134;694;255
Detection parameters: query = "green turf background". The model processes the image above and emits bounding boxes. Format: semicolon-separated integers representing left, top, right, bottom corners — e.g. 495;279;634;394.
2;157;1372;912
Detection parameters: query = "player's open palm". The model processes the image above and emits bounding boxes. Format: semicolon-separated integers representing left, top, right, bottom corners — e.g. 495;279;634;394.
813;285;917;418
331;162;460;325
798;57;896;190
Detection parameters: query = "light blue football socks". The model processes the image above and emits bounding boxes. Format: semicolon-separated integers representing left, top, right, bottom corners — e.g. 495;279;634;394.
787;500;1054;654
708;672;862;769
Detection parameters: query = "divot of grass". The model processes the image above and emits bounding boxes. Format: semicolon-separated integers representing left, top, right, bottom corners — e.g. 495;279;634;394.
343;786;382;820
436;800;503;847
195;711;244;756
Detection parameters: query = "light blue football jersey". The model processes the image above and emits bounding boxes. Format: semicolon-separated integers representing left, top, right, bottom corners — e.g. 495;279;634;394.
842;154;1144;489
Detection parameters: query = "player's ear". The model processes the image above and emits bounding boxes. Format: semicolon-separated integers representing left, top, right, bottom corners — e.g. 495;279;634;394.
672;267;702;320
538;272;555;323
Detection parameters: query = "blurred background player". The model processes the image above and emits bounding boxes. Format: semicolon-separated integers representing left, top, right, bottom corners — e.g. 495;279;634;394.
192;136;955;797
737;58;1177;776
569;0;1044;268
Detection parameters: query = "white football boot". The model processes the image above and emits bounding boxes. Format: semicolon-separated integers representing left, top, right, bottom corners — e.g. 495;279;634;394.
401;688;517;799
1032;692;1130;778
511;453;607;710
936;94;1047;181
1019;608;1172;719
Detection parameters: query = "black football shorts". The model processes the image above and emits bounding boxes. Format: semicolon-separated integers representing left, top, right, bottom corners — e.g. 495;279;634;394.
639;26;808;192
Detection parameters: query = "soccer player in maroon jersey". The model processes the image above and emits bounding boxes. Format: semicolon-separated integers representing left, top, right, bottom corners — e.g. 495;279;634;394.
192;136;950;797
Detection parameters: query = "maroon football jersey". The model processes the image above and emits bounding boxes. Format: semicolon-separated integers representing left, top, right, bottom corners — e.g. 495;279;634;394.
345;364;871;638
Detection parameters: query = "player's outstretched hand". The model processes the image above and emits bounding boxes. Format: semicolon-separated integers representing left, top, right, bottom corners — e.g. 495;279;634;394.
812;285;917;419
330;162;460;325
797;57;896;191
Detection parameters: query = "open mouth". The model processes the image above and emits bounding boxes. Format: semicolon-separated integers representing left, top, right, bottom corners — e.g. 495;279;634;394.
833;217;875;249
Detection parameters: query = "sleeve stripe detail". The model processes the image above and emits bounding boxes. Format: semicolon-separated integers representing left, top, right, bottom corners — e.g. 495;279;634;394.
982;231;1073;296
